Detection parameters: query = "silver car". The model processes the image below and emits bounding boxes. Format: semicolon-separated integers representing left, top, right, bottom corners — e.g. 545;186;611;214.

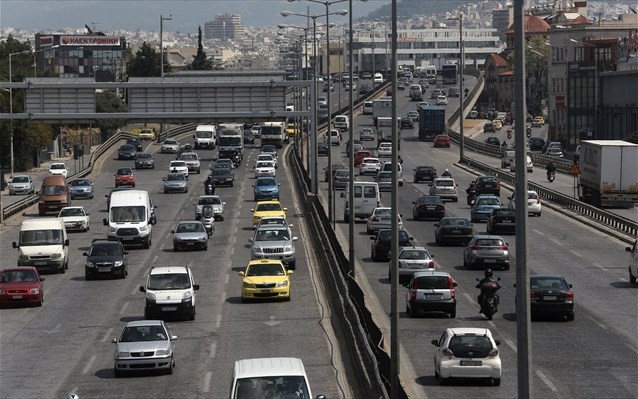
429;178;458;202
163;173;188;193
195;195;225;221
405;271;457;318
160;139;180;153
366;207;403;234
390;246;436;284
463;234;510;270
172;221;208;251
113;320;177;377
375;171;393;192
249;224;298;269
8;175;34;195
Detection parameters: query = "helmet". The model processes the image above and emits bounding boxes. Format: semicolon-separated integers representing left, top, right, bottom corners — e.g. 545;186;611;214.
67;394;80;399
445;169;449;172
484;269;493;278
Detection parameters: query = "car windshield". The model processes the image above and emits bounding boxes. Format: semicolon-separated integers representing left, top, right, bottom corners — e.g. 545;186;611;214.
181;154;197;161
258;179;277;187
233;376;309;399
70;179;90;186
257;162;273;168
257;155;274;161
199;197;222;205
147;273;191;290
41;185;67;195
117;168;132;175
419;196;441;205
19;229;64;246
50;164;65;170
1;270;38;283
12;176;29;183
262;146;276;153
495;209;515;217
440;218;469;227
374;208;391;217
111;206;146;223
120;145;134;151
176;223;205;233
448;335;493;358
377;172;392;179
400;250;428;260
477;198;500;206
120;325;168;342
170;161;186;167
137;154;152;159
59;208;84;217
90;244;122;256
256;203;282;212
378;230;409;242
213;169;229;176
245;264;286;276
530;277;568;290
167;174;185;181
255;229;290;241
164;140;177;145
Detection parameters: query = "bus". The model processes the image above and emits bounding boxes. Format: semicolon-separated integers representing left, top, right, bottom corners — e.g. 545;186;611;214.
441;64;458;85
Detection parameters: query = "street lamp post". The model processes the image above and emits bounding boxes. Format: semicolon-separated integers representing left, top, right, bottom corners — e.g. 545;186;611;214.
160;14;172;78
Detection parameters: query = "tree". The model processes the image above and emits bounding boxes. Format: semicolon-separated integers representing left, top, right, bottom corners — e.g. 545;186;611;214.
506;35;549;116
189;26;213;70
126;42;171;77
95;90;128;134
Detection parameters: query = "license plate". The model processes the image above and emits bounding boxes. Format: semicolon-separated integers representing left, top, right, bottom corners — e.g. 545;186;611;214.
13;295;23;300
425;294;442;299
503;220;512;223
49;206;58;209
98;268;112;272
427;207;436;210
34;261;48;266
451;229;460;233
460;360;482;366
485;184;493;188
122;236;134;241
162;307;178;312
543;296;557;301
484;259;497;263
186;242;195;246
261;289;272;293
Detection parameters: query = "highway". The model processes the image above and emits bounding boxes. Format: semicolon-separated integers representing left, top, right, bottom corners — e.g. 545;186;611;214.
0;137;355;398
314;78;638;398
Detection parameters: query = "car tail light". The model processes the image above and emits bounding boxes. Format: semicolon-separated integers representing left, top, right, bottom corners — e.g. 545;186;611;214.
428;261;435;269
470;246;480;251
437;205;445;210
442;348;454;357
499;246;509;250
565;291;574;303
448;277;455;298
488;348;499;357
371;216;379;222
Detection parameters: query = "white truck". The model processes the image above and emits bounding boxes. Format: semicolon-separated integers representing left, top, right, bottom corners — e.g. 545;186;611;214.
260;121;288;149
376;117;401;150
372;97;392;119
578;140;638;208
217;123;244;158
193;125;217;149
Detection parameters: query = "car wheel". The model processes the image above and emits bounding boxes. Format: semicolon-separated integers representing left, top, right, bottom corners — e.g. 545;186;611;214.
408;305;417;318
289;261;296;270
60;264;66;274
503;264;510;271
439;376;450;386
630;270;637;284
449;308;456;318
166;358;174;374
493;378;501;386
145;238;151;249
344;212;349;223
174;245;179;252
37;294;44;307
203;245;208;251
366;225;371;234
566;312;575;321
189;310;196;321
114;367;123;378
537;212;541;217
85;273;92;281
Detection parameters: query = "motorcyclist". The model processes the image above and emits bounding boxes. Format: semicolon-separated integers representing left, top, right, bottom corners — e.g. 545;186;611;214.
441;168;452;177
204;175;216;195
398;155;404;164
466;182;477;205
232;150;241;166
546;161;557;178
476;269;500;314
501;141;508;149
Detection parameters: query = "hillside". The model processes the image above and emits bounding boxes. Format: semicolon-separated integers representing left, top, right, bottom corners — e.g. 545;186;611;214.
366;0;467;20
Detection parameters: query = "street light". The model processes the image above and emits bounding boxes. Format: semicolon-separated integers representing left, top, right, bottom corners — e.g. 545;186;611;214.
447;14;465;161
160;14;172;78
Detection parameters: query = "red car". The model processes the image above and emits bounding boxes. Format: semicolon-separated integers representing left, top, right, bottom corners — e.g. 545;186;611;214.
114;167;136;187
354;150;372;167
433;135;451;148
0;267;45;307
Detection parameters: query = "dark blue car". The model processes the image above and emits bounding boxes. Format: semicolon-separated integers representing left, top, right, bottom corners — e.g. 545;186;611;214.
253;177;280;201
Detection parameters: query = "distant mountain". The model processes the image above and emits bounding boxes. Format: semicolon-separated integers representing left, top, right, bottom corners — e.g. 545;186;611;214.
365;0;467;20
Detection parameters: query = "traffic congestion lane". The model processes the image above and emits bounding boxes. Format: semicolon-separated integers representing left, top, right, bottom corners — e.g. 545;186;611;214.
0;137;351;399
316;81;638;398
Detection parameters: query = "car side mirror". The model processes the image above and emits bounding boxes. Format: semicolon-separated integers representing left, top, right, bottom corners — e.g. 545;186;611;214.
292;237;298;241
238;271;245;276
287;270;294;275
433;223;439;227
568;284;573;288
248;238;253;243
370;236;375;240
193;284;200;290
250;209;255;212
86;213;90;216
139;286;146;292
83;252;88;256
431;339;439;346
170;335;178;341
112;338;117;343
12;242;18;249
626;247;632;252
123;251;129;255
252;185;255;187
171;230;175;234
64;239;69;247
497;277;502;281
283;208;288;211
513;283;517;287
494;339;501;346
103;218;108;226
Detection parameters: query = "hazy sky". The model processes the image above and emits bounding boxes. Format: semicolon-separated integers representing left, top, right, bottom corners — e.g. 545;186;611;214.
1;0;388;33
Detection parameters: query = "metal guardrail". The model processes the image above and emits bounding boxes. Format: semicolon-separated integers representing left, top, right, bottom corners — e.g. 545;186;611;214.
1;124;197;221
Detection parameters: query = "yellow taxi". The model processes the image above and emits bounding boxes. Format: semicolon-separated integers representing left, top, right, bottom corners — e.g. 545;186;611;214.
286;122;298;137
251;200;287;227
491;119;503;130
239;259;292;302
137;128;156;140
532;116;544;127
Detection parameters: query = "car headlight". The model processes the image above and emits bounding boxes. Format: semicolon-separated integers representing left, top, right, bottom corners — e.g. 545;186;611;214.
116;351;130;358
0;289;6;295
85;262;95;268
146;292;156;301
51;253;62;259
284;245;293;251
182;291;192;301
198;236;206;241
139;225;148;232
277;280;289;287
155;349;171;356
174;237;182;242
29;288;40;294
114;261;124;267
243;282;255;288
109;226;117;233
19;255;29;260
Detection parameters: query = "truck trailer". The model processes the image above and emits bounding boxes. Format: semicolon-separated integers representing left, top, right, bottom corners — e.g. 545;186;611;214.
418;105;446;142
578;140;638;208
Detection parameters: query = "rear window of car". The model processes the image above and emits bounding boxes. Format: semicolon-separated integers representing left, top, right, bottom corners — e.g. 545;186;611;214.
530;277;568;289
475;238;505;246
448;335;493;358
418;196;442;205
415;276;449;289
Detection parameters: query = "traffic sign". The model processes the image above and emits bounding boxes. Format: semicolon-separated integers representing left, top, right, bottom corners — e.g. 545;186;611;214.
569;162;580;176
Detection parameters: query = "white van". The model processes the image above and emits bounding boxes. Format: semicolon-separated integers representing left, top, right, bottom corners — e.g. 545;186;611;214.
373;72;383;83
627;239;638;284
381;162;404;186
103;189;156;248
363;101;374;115
230;357;320;399
13;218;69;274
342;182;381;222
334;114;349;132
193;124;217;150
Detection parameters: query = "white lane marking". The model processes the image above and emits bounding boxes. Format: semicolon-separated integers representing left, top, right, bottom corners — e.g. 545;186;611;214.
587;315;607;330
230;246;235;257
119;301;129;315
619;277;627;282
549;237;564;246
568;249;583;258
503;338;517;353
220;290;227;304
202;371;213;392
532;228;544;236
152;255;158;264
224;274;230;285
131;284;140;296
82;355;96;375
592;262;607;271
101;327;114;343
536;370;558;392
625;343;638;355
160;243;165;251
214;315;222;330
209;342;217;358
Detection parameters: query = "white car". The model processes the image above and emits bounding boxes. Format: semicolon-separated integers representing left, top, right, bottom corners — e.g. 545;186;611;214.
507;190;542;217
255;161;276;178
8;175;35;195
256;154;277;169
366;207;403;234
377;143;392;158
373;73;384;83
627;239;638;284
49;163;68;177
417;101;429;109
359;158;381;175
429;177;458;202
431;327;502;386
168;160;189;177
360;128;375;141
318;96;328;107
58;206;90;232
436;95;448;105
161;139;180;153
509;155;534;173
195;195;225;221
325;129;341;145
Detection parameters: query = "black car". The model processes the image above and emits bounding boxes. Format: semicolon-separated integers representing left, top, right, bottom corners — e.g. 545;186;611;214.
519;275;575;321
474;176;501;196
483;123;496;133
126;137;144;151
487;207;516;235
485;137;500;146
243;130;255;145
401;118;415;129
529;136;545;152
413;165;437;183
134;153;155;169
412;195;445;220
209;168;234;187
359;84;371;94
261;144;277;155
325;164;346;182
83;240;128;280
117;144;137;160
318;142;329;156
434;217;475;246
370;229;415;262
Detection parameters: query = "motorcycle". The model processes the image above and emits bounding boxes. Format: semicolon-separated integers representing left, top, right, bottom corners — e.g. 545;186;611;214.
477;277;501;320
547;171;555;182
526;127;532;138
205;181;216;195
201;205;215;237
466;185;477;206
232;154;241;168
507;129;512;139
